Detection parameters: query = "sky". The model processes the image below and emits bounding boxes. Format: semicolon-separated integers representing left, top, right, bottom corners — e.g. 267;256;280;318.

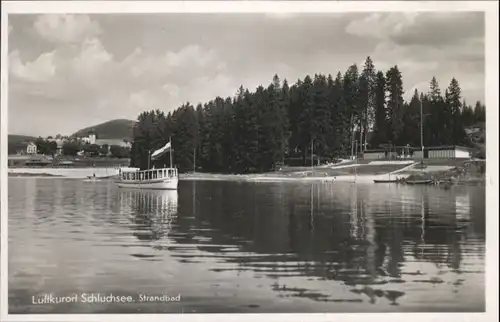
7;12;485;137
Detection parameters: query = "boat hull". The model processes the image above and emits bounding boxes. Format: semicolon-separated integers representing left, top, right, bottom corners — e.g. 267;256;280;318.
115;178;178;190
405;180;433;185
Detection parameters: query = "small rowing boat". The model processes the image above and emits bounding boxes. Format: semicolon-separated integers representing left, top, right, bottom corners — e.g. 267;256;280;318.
405;179;433;185
84;176;101;182
374;179;400;183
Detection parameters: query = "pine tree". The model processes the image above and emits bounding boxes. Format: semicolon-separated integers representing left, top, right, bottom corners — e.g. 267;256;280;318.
428;77;446;145
406;89;422;147
371;71;387;147
297;75;314;163
386;66;404;145
360;56;377;150
445;78;466;145
343;64;359;157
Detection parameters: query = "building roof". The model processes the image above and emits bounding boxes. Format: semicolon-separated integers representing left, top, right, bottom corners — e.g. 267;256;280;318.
364;149;386;153
411;145;472;151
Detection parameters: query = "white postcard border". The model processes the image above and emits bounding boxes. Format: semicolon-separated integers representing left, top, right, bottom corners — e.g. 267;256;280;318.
1;1;498;322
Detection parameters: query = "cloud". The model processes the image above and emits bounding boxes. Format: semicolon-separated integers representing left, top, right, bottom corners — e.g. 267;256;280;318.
9;49;56;82
9;15;231;135
345;12;483;46
71;38;113;78
33;14;101;43
345;13;418;40
8;13;485;136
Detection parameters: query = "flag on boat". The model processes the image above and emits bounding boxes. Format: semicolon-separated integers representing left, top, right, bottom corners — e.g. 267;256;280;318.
151;141;171;160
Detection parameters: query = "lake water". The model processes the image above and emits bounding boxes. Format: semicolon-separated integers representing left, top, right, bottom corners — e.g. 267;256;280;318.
8;178;485;313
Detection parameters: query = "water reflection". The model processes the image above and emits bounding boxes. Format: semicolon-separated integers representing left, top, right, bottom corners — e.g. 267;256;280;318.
8;178;485;313
168;182;484;309
119;189;178;246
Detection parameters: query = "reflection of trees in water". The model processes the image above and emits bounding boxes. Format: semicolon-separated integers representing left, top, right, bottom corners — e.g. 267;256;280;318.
119;190;178;242
166;182;482;304
410;189;465;270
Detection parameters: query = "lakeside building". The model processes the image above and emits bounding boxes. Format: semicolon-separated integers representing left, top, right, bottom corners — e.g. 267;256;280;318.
362;145;471;160
362;145;411;160
412;146;471;159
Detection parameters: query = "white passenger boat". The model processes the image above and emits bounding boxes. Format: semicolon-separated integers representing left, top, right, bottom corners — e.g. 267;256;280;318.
115;167;178;190
115;140;179;190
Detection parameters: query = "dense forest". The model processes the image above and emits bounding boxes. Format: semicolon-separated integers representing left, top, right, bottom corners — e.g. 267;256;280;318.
130;57;486;173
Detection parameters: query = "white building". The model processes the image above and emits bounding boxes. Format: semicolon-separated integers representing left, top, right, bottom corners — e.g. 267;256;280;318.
363;149;386;160
413;146;471;159
26;142;37;154
79;133;96;144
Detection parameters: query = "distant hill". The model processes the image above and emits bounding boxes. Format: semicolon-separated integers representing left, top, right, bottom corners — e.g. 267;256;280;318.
72;119;136;141
8;134;37;145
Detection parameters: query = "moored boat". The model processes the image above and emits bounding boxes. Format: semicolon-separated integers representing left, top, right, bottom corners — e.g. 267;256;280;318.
405;179;433;185
374;179;400;183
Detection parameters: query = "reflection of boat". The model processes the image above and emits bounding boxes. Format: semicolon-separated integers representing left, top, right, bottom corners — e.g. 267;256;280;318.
120;189;179;215
406;180;432;185
115;140;178;190
119;189;179;242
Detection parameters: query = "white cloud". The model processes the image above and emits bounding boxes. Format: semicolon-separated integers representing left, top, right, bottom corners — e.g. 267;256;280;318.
345;13;419;40
33;14;101;43
165;44;218;68
7;13;485;136
9;50;56;82
71;38;113;78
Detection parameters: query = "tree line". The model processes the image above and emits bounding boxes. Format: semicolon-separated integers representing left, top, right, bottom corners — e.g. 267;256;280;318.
130;57;486;173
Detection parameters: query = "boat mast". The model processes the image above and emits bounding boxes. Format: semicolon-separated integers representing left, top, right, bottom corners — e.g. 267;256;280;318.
148;149;151;169
169;136;173;169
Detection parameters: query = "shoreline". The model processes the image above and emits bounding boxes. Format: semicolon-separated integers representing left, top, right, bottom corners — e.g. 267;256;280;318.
8;172;484;185
8;159;485;186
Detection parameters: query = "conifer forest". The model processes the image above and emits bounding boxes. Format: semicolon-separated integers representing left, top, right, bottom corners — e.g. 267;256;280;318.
130;57;486;173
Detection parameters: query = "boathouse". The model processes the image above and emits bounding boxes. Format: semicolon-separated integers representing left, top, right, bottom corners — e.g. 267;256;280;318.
363;149;386;160
412;146;471;159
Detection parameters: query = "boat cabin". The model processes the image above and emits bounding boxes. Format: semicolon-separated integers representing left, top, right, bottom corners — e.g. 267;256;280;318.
120;168;178;181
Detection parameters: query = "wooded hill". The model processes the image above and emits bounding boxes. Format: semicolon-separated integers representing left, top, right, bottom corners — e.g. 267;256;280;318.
72;119;136;140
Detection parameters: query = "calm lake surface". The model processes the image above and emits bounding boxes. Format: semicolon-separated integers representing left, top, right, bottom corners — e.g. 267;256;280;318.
8;178;485;313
